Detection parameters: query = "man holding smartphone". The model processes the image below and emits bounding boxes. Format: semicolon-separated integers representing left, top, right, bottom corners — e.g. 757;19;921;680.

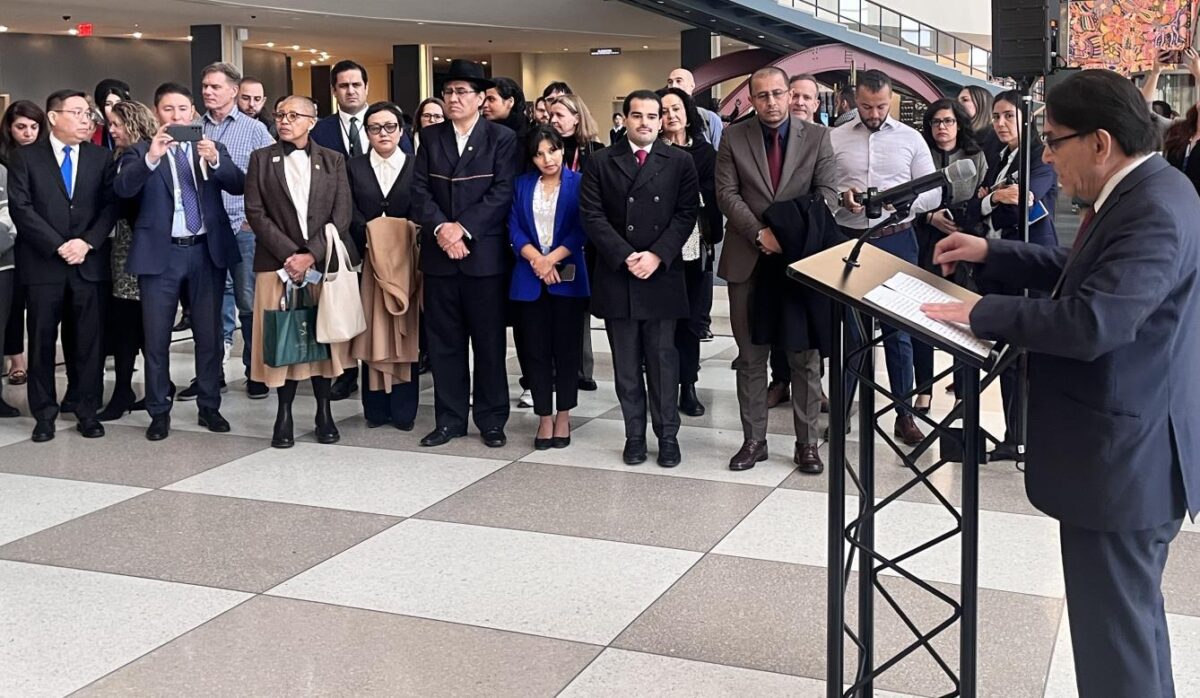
114;82;245;441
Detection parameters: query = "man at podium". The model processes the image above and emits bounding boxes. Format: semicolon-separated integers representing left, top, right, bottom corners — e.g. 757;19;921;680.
924;69;1200;698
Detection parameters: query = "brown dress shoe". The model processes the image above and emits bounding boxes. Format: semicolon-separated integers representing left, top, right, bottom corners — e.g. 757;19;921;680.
729;439;769;471
794;442;824;474
766;381;790;409
894;414;925;446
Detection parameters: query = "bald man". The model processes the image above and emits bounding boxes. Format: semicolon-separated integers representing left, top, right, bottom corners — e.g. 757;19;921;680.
666;68;724;149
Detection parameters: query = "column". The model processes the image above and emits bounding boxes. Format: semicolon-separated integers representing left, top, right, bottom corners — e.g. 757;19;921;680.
391;44;432;117
680;28;714;105
190;24;245;99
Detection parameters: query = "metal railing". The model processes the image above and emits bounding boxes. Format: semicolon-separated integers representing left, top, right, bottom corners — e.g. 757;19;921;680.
779;0;992;80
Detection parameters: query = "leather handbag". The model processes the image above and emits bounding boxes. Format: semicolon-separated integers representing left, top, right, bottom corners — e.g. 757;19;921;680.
316;223;367;343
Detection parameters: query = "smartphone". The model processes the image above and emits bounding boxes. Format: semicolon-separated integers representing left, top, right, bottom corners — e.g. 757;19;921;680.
556;263;576;282
1029;199;1049;225
166;124;203;143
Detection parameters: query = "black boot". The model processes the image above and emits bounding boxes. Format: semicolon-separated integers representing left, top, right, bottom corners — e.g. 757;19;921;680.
98;387;138;421
679;382;705;417
272;380;296;449
312;376;340;444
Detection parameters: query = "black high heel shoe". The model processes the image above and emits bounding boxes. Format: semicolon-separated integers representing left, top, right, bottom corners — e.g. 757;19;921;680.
98;389;139;422
914;394;933;416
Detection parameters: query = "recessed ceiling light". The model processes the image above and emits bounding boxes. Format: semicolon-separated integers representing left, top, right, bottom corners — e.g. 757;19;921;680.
0;26;9;33
562;48;569;51
67;28;79;35
297;61;304;67
642;45;649;49
481;60;488;65
757;34;765;39
309;48;316;53
291;44;300;50
186;35;193;41
266;42;275;48
132;32;143;39
433;56;440;61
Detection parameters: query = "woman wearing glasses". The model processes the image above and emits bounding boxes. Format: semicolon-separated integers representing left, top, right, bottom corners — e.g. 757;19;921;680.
412;97;445;152
961;90;1058;462
346;101;421;431
244;95;358;448
913;98;987;412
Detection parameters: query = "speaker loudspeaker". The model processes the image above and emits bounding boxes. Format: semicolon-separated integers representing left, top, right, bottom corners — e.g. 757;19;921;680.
991;0;1061;80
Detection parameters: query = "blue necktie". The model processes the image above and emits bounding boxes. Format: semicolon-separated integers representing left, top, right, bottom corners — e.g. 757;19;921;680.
60;145;73;198
172;144;203;234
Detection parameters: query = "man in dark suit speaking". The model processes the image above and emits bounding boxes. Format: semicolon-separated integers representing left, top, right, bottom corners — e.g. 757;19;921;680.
924;69;1200;698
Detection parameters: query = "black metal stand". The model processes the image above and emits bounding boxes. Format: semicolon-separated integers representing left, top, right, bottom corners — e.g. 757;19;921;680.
787;241;1008;698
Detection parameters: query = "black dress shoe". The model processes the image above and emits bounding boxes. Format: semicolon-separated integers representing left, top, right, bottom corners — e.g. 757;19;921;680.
198;408;231;433
146;414;171;441
329;374;358;401
394;421;414;432
0;398;19;418
794;442;824;475
59;399;78;415
534;437;554;450
172;312;192;333
729;439;768;471
481;428;507;448
420;425;466;447
622;438;648;465
578;378;598;391
678;383;705;417
178;378;226;402
32;420;55;443
365;418;388;429
551;435;571;449
989;441;1024;462
657;437;682;467
76;419;105;439
246;380;270;400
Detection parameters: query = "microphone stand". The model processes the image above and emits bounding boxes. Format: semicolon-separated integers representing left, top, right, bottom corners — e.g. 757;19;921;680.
842;199;914;269
1011;76;1035;465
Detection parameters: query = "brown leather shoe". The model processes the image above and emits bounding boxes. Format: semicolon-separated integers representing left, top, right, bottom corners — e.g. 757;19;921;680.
766;381;790;409
729;439;769;471
894;414;925;446
794;442;823;474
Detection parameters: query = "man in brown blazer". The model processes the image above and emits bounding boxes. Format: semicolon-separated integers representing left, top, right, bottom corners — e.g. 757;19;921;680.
716;67;838;473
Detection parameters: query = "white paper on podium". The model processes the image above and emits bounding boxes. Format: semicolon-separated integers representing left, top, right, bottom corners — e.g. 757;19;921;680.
863;273;995;359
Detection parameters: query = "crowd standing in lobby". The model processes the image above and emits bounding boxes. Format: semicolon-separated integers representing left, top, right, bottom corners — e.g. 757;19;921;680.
2;56;1198;695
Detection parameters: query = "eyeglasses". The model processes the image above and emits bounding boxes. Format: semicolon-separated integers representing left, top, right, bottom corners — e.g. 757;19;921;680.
273;111;317;123
419;112;444;122
930;117;957;128
753;89;789;102
365;123;400;135
52;108;99;122
1040;130;1094;152
442;88;478;99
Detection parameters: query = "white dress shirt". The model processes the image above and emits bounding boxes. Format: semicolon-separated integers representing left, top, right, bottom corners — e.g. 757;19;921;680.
453;113;481;156
48;133;78;197
144;143;211;238
369;148;406;197
283;147;312;241
628;139;653;160
338;108;369;156
829;114;939;229
532;178;559;252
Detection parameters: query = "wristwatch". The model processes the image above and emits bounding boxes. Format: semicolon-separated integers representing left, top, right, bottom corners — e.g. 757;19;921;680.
755;229;765;249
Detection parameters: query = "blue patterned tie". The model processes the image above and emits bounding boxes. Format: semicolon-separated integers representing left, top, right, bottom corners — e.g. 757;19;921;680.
60;145;73;198
172;144;203;234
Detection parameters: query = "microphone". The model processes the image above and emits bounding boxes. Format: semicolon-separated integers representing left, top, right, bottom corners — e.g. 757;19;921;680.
843;159;978;269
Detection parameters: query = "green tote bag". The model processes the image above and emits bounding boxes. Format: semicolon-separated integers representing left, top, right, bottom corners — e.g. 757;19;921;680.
262;284;331;368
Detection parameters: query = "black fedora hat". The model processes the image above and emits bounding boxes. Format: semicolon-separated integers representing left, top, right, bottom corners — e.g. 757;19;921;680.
443;59;494;91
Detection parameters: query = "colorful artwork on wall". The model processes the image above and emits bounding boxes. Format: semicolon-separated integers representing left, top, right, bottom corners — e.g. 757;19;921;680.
1068;0;1196;73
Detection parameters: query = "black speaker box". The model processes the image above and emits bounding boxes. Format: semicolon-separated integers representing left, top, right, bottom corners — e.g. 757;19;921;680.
992;0;1061;80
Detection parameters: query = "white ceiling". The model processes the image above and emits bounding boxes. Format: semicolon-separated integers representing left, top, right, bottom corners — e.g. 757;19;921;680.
0;0;695;64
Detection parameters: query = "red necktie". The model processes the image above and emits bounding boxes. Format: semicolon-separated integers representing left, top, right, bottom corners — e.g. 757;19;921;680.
767;128;783;192
1071;207;1095;253
635;149;647;167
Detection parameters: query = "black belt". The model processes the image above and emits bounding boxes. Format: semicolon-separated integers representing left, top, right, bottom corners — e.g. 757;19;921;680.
170;235;206;247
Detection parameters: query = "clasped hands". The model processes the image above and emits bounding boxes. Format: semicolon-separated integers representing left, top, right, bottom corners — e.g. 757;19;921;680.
283;252;316;284
626;250;661;280
531;255;561;285
57;238;90;265
437;222;470;260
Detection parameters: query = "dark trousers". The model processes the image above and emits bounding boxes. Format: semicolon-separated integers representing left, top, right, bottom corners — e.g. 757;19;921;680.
360;362;419;427
515;290;587;416
999;363;1021;444
25;274;107;421
769;343;790;385
1060;518;1183;698
424;273;510;432
675;259;707;385
0;270;11;382
139;243;224;416
913;338;934;396
107;297;144;398
606;317;679;440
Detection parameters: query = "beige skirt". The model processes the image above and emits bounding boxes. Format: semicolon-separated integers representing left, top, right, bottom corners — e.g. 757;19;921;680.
249;272;353;387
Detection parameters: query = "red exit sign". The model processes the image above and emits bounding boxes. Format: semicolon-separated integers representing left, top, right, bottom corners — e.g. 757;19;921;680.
76;23;93;37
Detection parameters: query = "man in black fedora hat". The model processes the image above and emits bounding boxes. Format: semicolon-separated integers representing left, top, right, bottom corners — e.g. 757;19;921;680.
412;59;519;448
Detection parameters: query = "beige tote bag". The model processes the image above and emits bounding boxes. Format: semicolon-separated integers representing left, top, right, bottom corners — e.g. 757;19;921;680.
316;223;367;343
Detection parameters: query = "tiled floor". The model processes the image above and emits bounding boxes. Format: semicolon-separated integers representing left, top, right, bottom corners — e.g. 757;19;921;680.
1;286;1197;697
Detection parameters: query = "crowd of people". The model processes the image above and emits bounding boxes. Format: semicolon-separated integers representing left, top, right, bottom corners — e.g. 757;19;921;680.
0;54;1118;470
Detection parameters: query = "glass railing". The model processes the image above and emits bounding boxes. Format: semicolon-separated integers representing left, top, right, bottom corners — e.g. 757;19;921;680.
779;0;993;81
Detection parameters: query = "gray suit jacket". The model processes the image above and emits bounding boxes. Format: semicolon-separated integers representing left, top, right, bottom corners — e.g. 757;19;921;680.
971;155;1200;531
715;116;837;284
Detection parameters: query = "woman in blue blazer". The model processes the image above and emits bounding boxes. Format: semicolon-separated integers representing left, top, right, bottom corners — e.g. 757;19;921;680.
509;127;590;450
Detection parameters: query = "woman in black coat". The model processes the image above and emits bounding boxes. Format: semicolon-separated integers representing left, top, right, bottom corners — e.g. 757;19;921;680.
658;87;721;418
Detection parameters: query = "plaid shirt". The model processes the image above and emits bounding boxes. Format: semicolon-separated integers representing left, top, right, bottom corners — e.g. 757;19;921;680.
202;107;274;231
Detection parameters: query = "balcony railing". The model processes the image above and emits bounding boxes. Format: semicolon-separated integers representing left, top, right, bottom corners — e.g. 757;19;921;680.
778;0;992;80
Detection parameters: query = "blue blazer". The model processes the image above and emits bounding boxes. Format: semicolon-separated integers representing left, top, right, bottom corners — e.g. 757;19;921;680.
311;113;414;159
965;139;1058;249
508;169;589;300
971;155;1200;532
114;140;244;275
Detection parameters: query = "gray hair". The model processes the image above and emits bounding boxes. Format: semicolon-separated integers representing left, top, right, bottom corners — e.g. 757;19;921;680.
202;62;242;87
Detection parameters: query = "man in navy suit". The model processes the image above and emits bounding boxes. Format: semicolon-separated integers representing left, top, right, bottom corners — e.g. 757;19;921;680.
412;59;518;448
6;89;118;442
926;69;1200;698
114;83;244;441
310;60;412;402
